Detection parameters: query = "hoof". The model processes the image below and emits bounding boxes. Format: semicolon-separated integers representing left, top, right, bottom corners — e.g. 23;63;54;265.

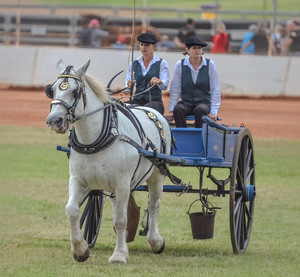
73;248;90;262
108;253;128;265
154;239;165;254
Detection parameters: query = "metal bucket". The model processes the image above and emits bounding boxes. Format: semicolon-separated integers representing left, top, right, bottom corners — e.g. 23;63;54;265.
187;199;216;239
188;211;215;239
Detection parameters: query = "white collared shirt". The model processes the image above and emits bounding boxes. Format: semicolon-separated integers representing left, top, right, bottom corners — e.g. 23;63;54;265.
125;54;169;91
169;56;221;114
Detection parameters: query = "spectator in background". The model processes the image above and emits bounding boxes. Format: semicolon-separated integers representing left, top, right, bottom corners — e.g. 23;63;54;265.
240;24;257;55
174;18;196;50
240;22;269;55
112;35;128;50
77;19;108;48
211;22;230;54
281;18;300;56
271;24;283;55
166;37;221;128
157;35;175;51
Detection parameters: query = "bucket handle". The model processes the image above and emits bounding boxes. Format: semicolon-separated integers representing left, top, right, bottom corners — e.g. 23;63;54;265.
187;198;217;215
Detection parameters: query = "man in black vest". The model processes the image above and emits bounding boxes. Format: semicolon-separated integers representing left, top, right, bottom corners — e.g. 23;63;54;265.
166;37;221;128
281;18;300;56
125;33;170;115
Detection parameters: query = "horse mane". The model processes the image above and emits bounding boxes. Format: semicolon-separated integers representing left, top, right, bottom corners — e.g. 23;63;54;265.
84;74;111;104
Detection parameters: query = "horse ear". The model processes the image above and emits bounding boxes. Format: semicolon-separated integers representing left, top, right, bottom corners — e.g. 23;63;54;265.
76;60;91;79
57;58;65;72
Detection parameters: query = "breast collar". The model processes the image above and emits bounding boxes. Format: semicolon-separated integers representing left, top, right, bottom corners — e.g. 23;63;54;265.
69;103;118;154
68;101;167;156
68;101;147;155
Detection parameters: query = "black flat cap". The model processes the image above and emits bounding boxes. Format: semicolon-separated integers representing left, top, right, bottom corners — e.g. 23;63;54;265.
137;33;158;44
185;37;207;48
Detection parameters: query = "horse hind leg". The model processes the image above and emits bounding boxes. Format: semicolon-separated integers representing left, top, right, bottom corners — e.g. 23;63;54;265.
146;171;165;254
65;183;90;262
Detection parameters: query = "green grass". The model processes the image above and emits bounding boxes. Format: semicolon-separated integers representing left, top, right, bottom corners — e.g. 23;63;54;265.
0;125;299;276
31;0;300;12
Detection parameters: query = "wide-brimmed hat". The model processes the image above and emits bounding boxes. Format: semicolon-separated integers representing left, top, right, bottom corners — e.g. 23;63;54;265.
137;33;158;44
185;37;207;48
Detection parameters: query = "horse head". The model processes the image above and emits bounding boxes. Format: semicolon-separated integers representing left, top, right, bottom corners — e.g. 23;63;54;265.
46;58;90;134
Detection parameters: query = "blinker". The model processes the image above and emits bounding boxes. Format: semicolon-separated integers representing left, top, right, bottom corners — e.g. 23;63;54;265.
45;84;54;99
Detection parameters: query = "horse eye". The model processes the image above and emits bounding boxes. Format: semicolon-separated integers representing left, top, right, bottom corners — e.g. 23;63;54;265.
45;84;54;99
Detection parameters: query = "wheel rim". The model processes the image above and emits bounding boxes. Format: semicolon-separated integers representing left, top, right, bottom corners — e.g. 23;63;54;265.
80;190;104;249
230;129;255;254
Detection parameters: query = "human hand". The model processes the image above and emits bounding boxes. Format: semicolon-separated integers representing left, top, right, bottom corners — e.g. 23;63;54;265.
127;79;136;88
165;112;174;121
207;113;217;121
150;77;162;86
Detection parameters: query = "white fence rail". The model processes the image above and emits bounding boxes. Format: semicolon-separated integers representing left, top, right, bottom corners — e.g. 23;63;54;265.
0;45;299;97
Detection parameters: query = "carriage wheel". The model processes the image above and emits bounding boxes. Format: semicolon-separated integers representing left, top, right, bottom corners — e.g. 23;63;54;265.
229;128;256;254
80;190;104;249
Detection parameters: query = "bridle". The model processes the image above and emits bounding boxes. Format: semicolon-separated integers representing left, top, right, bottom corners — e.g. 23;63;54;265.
45;66;89;124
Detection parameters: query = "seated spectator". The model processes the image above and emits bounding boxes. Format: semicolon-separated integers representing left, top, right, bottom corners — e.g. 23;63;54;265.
211;22;231;54
112;35;128;50
77;19;108;48
174;18;196;50
240;24;257;55
156;35;175;51
165;37;221;128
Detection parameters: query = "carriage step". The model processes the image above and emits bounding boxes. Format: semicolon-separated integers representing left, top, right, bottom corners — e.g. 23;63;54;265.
138;148;224;166
57;145;70;153
135;185;190;192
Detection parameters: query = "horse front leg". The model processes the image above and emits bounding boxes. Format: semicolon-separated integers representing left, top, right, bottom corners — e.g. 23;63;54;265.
108;188;130;264
65;178;89;262
146;173;165;254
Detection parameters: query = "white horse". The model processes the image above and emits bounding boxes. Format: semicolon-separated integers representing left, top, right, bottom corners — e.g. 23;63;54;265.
46;59;172;264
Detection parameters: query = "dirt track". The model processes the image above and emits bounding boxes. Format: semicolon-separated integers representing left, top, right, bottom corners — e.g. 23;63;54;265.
0;87;299;140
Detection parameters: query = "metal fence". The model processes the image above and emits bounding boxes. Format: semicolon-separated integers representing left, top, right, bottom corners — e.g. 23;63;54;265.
0;3;299;54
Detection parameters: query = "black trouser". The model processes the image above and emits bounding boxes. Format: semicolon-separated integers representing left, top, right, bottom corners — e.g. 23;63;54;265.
173;101;210;128
127;98;165;115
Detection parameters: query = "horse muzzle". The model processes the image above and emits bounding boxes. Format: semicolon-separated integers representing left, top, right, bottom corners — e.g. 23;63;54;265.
46;115;69;134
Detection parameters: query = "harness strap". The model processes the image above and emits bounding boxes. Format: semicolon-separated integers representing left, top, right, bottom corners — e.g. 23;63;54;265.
116;103;145;143
69;104;118;154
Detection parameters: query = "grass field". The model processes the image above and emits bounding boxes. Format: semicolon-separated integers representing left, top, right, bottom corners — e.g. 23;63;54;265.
31;0;300;12
0;125;299;276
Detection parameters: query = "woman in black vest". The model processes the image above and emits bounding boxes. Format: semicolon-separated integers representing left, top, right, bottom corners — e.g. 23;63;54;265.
166;37;221;128
125;33;169;115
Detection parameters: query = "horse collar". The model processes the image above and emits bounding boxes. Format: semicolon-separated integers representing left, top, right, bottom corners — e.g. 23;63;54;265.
69;104;118;154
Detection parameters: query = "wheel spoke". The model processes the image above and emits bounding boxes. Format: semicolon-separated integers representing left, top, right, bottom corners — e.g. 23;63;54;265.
234;195;243;215
235;196;243;237
87;196;96;244
235;203;243;244
240;203;246;250
245;149;253;172
80;196;92;228
235;189;242;195
245;168;254;185
236;167;243;188
244;202;252;221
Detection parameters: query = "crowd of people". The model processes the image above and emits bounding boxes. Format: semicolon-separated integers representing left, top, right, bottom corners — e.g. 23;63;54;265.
78;17;299;57
76;17;299;127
